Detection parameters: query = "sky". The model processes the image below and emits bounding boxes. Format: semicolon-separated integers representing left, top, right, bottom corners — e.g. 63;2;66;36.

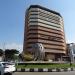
0;0;75;52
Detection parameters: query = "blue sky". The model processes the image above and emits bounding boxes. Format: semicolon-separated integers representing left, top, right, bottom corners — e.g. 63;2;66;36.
0;0;75;52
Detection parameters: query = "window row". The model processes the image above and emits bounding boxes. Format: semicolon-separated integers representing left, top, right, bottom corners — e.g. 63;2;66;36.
29;10;61;22
28;19;63;30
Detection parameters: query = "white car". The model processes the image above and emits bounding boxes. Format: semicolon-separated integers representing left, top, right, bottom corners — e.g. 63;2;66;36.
1;62;16;75
0;62;4;75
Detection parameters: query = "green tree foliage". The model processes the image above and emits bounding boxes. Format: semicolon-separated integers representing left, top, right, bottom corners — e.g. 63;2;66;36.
5;49;19;61
18;53;24;61
0;49;4;56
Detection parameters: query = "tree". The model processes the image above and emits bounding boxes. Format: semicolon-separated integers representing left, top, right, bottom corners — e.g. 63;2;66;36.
5;49;19;61
18;53;24;61
0;49;4;56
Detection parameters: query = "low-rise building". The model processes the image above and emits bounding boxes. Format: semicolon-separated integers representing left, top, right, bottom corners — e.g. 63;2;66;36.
67;43;75;62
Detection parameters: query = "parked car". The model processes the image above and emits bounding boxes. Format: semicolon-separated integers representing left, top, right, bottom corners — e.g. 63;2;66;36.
0;62;4;75
1;62;16;75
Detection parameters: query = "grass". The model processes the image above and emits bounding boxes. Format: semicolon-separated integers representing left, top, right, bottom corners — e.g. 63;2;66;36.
16;63;75;69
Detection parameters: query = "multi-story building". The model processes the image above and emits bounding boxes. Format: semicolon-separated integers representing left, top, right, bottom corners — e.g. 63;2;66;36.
23;5;66;61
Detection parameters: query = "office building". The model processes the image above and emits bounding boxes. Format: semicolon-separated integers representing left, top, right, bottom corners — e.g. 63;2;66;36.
23;5;66;61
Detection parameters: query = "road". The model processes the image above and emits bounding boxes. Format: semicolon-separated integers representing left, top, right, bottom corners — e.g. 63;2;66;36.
13;71;75;75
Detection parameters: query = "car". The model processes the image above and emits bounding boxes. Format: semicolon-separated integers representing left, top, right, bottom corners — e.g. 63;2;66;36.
0;62;4;75
1;62;16;75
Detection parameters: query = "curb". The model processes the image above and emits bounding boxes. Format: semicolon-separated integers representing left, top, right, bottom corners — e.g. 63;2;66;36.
16;68;75;72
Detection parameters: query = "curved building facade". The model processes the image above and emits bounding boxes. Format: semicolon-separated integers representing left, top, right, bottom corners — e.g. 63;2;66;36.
23;5;66;61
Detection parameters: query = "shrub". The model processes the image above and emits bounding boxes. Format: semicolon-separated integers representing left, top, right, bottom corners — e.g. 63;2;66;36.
23;53;33;61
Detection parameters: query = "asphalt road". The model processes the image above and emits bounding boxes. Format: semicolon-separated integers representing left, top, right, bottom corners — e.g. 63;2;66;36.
13;71;75;75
